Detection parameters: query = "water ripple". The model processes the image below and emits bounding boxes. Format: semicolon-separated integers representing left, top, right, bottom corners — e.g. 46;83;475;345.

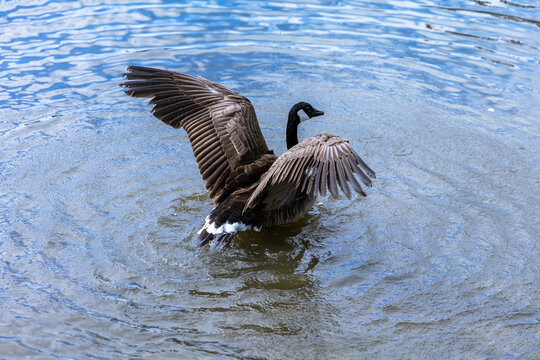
0;0;539;358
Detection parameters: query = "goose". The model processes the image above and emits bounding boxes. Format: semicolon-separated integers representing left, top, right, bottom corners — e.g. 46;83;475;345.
121;66;375;248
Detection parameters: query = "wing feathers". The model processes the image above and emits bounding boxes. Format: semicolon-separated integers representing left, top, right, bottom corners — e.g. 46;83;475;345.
335;159;351;199
149;94;186;106
319;158;328;197
246;134;375;210
347;152;373;187
343;159;366;196
121;65;271;201
198;148;222;172
328;160;339;198
354;152;376;179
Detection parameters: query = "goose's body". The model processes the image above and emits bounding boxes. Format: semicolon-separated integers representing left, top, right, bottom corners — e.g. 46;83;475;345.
121;66;375;248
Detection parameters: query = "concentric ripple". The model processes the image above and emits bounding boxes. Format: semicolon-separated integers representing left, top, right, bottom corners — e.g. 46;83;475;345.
0;0;538;358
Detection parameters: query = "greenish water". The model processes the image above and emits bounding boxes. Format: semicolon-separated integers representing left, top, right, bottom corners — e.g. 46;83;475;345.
0;0;539;359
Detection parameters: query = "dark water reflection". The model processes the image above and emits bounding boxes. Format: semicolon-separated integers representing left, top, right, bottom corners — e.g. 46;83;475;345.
1;0;539;358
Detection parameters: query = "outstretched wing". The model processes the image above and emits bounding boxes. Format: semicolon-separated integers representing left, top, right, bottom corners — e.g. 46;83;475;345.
246;134;375;210
120;66;271;199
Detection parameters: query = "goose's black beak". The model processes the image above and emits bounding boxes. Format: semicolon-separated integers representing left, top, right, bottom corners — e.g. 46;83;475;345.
307;107;324;118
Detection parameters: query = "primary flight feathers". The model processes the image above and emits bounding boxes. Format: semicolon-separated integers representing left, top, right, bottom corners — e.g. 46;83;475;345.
122;66;270;199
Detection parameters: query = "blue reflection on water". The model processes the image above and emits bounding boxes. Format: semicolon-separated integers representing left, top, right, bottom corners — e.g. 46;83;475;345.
0;0;539;359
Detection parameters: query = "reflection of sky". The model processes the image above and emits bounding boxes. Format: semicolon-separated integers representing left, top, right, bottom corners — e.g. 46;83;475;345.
1;1;539;114
0;1;539;359
1;0;538;171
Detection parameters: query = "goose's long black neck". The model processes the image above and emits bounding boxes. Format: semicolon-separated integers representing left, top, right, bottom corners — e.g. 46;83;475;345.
286;104;302;149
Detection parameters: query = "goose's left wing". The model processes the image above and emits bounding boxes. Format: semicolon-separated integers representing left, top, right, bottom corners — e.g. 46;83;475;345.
245;134;375;210
120;66;271;200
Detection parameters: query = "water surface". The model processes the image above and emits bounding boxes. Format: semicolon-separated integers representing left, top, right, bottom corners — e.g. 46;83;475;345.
0;0;539;358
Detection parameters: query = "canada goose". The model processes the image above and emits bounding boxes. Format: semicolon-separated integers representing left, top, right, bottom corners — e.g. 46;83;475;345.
121;66;375;248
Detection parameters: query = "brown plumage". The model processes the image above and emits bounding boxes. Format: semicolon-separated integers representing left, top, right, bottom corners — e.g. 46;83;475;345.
121;66;375;248
122;66;273;201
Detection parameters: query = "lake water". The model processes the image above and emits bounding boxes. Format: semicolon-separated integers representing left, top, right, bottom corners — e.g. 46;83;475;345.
1;0;539;358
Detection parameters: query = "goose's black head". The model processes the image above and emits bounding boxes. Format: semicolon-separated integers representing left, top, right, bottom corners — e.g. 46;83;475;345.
287;102;325;149
294;101;325;120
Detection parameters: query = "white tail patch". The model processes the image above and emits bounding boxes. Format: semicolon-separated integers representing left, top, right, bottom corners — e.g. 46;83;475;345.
198;216;260;235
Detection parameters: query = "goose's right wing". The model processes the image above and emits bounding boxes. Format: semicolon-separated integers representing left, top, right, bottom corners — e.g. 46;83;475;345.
121;66;271;199
245;134;375;210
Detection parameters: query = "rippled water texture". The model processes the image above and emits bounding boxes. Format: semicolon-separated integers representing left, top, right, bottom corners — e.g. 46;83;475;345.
1;0;539;358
